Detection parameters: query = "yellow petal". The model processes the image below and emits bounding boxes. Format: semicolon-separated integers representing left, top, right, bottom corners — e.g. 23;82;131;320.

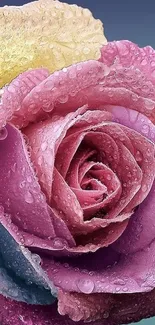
0;0;107;88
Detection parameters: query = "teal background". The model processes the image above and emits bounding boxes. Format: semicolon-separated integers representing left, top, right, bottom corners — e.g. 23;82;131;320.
1;0;155;324
131;320;154;325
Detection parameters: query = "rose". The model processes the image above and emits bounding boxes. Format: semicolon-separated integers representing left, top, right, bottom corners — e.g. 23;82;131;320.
1;3;155;325
0;39;155;325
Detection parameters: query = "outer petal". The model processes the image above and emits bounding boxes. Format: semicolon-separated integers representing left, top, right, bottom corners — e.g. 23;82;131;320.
0;123;56;238
99;40;155;83
0;122;75;257
1;290;155;325
109;106;155;253
21;53;155;123
0;207;56;304
43;237;155;294
1;68;50;129
58;289;155;324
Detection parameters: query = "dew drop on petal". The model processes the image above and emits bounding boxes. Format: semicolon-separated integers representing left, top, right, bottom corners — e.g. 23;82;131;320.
0;127;8;140
58;95;69;104
141;184;148;193
11;162;17;173
32;254;42;265
19;181;26;189
135;150;143;162
115;286;121;292
144;100;154;111
24;191;34;204
41;142;47;151
76;278;95;294
52;237;68;249
103;311;109;319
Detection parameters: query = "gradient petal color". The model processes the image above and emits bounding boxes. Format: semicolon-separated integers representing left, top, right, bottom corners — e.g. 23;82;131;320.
0;39;155;325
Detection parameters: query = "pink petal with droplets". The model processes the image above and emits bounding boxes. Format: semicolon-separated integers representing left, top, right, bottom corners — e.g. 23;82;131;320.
0;123;75;254
0;124;54;238
24;106;87;201
0;69;49;129
20;52;155;122
1;291;155;325
43;236;155;295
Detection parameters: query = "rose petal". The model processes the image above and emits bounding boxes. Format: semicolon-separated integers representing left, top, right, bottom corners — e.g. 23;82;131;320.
0;123;75;255
99;40;155;84
0;123;56;238
0;68;49;129
0;0;106;88
24;106;87;201
22;53;155;122
1;290;155;325
113;180;155;254
106;105;155;142
58;288;155;324
43;236;155;294
0;206;56;304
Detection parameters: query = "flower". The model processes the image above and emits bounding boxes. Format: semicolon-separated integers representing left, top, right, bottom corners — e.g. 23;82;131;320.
0;2;155;325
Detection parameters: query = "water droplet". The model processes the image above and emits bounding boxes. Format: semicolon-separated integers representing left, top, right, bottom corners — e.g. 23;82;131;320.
77;278;95;294
45;80;54;90
52;237;67;249
107;174;112;180
8;287;19;298
103;311;109;319
42;102;54;112
27;176;32;183
141;59;147;66
115;286;121;292
11;162;17;173
142;184;148;192
145;100;154;111
135;150;143;162
58;95;68;104
25;191;34;204
113;278;126;286
25;237;34;245
83;47;90;54
141;124;150;135
19;181;26;188
62;67;68;73
32;254;42;265
123;286;128;292
41;142;47;151
0;127;8;140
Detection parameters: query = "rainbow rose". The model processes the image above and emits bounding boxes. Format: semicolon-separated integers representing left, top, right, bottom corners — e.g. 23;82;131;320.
0;1;155;325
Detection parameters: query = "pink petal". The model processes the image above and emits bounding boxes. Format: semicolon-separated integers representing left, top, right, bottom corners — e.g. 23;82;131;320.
0;124;54;238
0;123;75;255
43;236;155;294
1;291;155;325
58;288;155;324
24;106;86;201
0;69;49;129
105;105;155;143
21;55;155;122
99;40;155;84
113;180;155;254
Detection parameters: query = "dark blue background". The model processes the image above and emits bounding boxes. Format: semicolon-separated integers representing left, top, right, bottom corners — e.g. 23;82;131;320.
1;0;155;48
1;0;155;324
